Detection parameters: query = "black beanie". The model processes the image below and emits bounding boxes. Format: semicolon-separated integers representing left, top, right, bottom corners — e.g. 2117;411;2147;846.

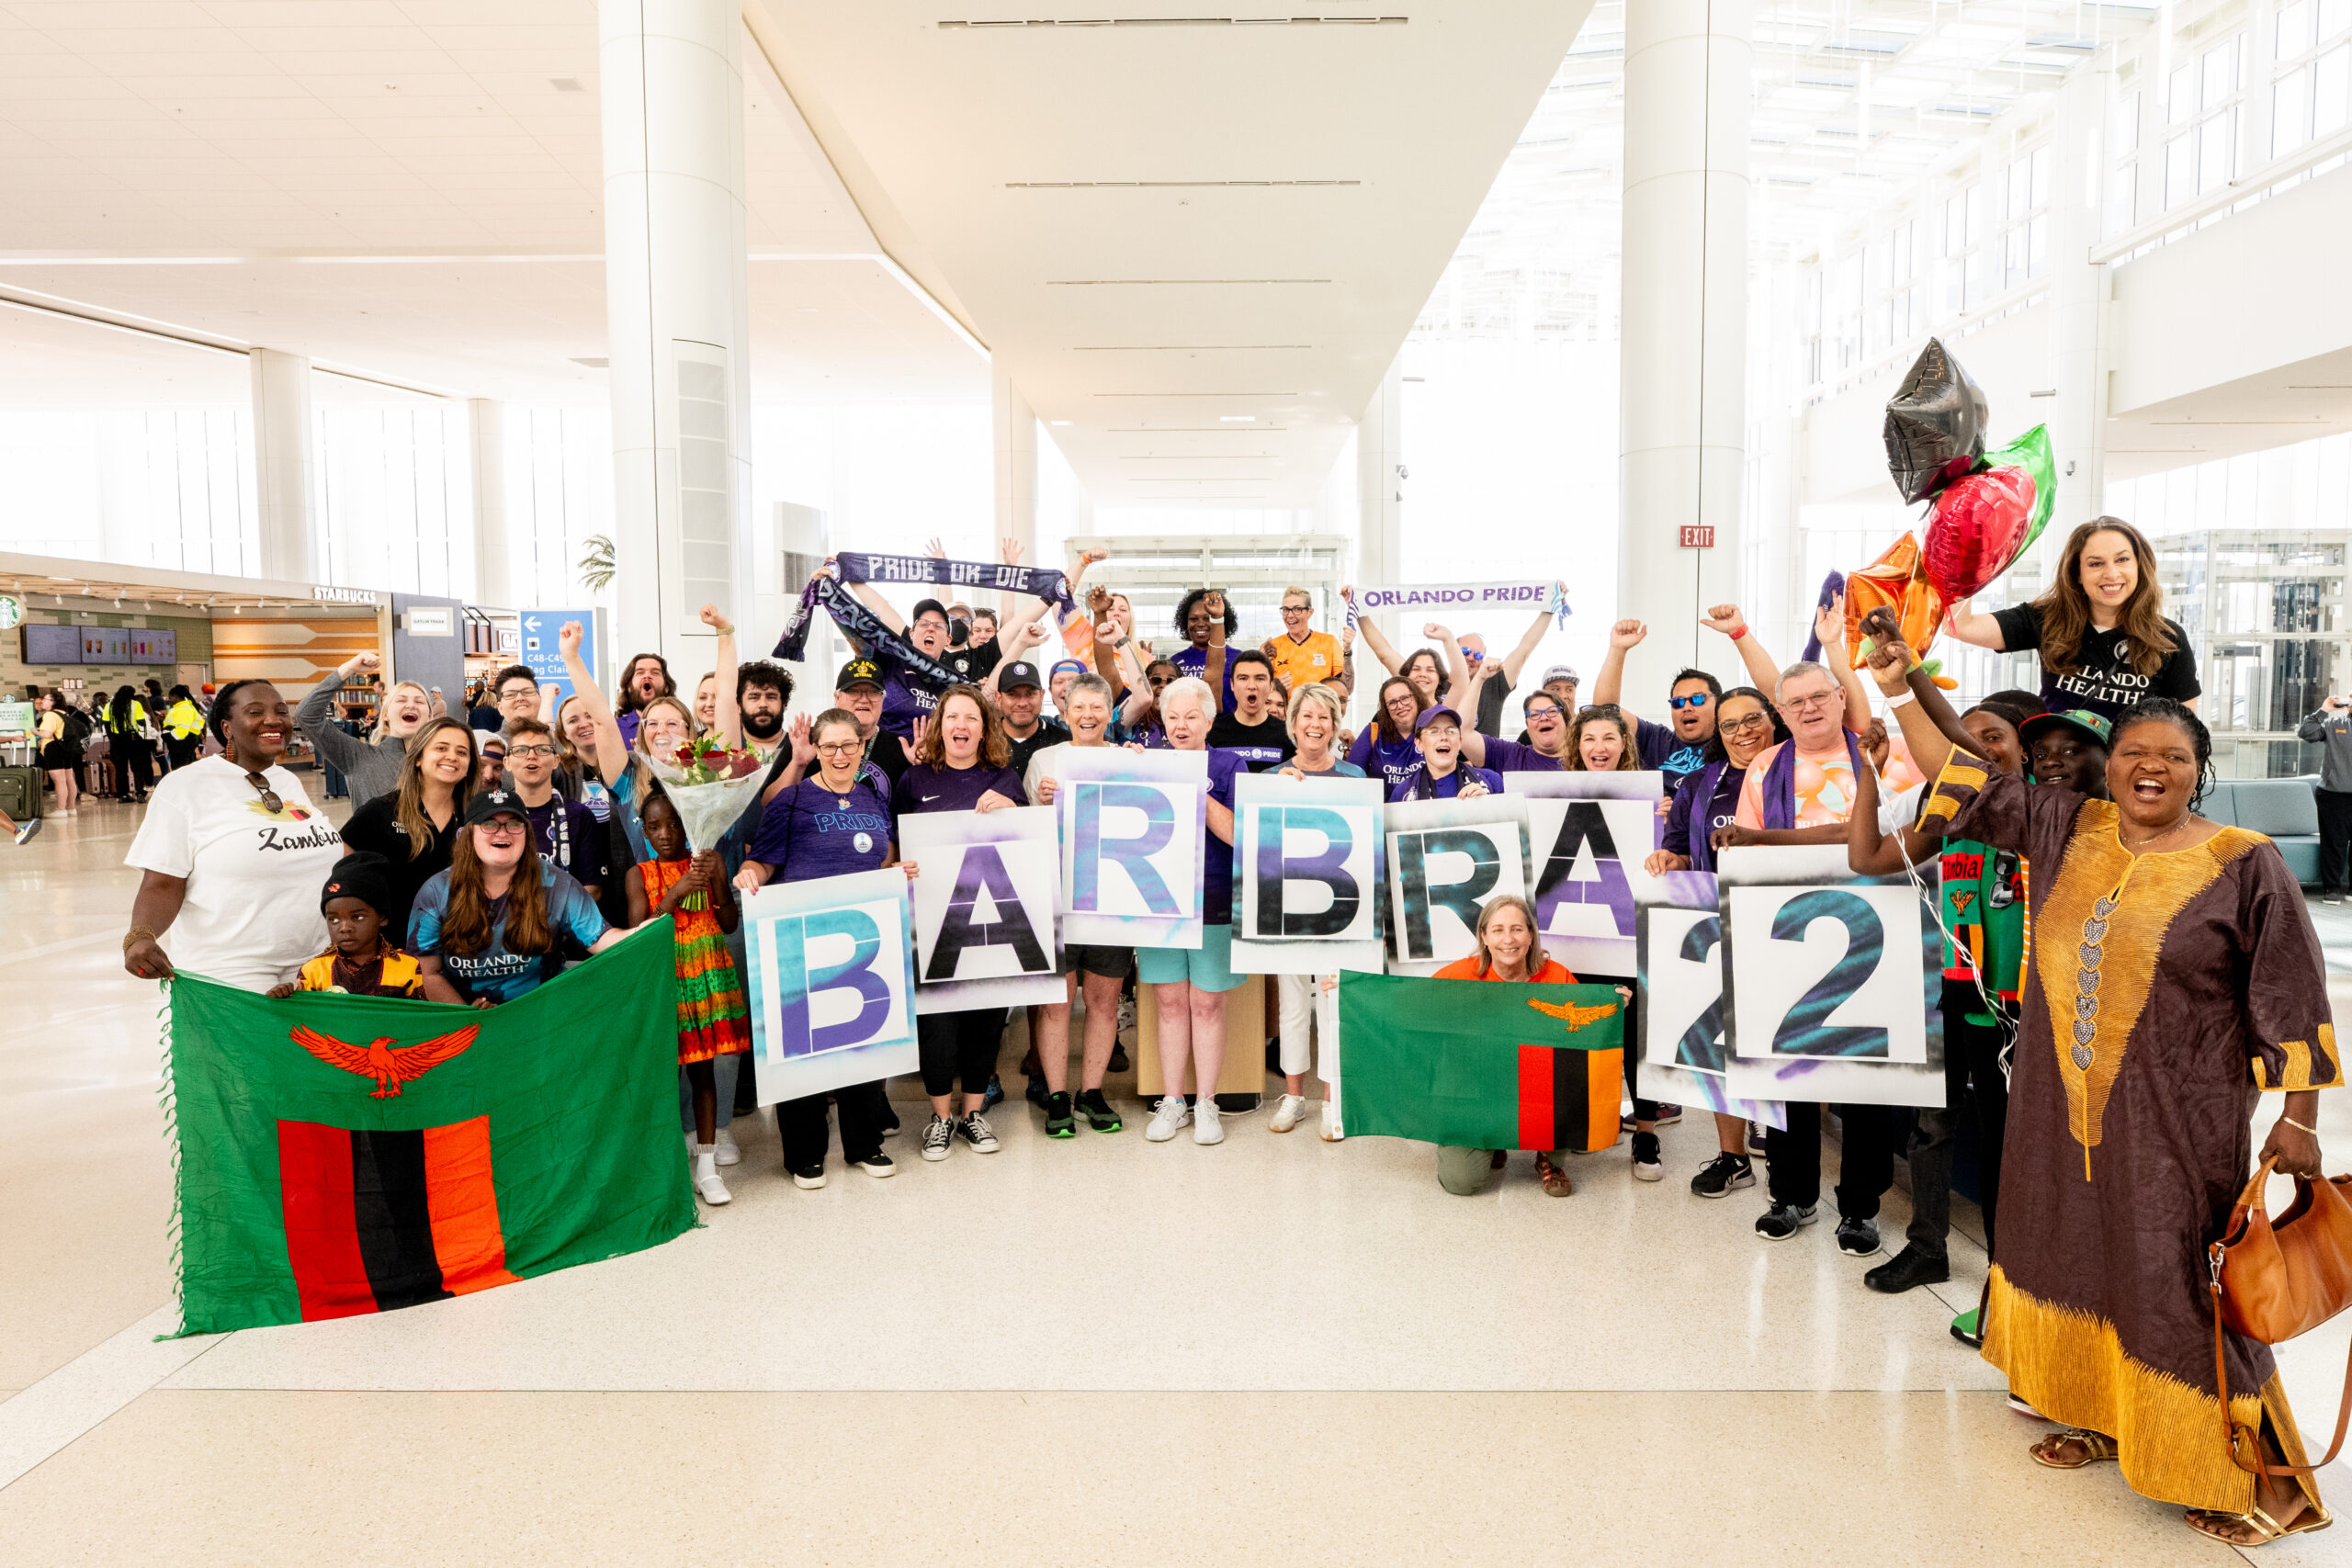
320;852;398;927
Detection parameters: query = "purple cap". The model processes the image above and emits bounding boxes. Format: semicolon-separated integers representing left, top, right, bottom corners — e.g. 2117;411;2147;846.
1414;705;1464;734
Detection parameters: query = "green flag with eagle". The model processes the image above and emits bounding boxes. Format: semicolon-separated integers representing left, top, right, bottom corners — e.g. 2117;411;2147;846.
164;924;695;1337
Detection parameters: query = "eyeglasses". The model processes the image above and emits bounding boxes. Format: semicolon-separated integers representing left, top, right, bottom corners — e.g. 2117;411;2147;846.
478;819;526;837
1524;705;1563;723
1720;713;1774;736
1780;692;1839;713
496;686;536;702
1668;693;1713;709
242;771;283;815
508;743;557;758
816;740;862;755
1282;604;1310;615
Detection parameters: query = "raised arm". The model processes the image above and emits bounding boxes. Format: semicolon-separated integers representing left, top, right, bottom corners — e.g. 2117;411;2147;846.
1204;587;1230;712
1455;662;1505;767
559;620;628;787
1857;608;1973;781
294;654;377;777
1495;598;1556;686
843;574;909;637
1943;596;2008;650
1814;593;1871;737
1343;587;1407;677
1699;604;1783;695
998;536;1024;624
1591;618;1645;717
1426;623;1471;709
700;603;740;750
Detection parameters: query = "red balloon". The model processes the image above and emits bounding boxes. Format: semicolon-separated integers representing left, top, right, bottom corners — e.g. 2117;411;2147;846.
1921;466;2035;600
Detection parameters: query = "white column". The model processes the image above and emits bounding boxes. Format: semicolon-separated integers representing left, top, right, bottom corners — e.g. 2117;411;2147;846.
468;399;514;607
249;347;318;583
1355;354;1404;643
599;0;755;679
992;361;1037;562
2047;58;2113;551
1619;0;1751;697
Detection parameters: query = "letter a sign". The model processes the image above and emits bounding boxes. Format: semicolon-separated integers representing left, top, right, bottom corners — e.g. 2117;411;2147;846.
899;807;1066;1013
1231;773;1385;975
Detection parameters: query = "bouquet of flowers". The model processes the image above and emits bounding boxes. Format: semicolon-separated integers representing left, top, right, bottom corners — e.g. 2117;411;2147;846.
643;735;772;908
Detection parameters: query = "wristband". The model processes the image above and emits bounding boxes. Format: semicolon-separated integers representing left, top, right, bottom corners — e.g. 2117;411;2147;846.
123;926;158;951
2282;1113;2318;1134
1727;626;1746;640
1885;690;1917;711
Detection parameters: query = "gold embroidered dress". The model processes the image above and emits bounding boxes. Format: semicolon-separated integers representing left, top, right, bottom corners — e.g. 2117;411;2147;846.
1921;759;2340;1513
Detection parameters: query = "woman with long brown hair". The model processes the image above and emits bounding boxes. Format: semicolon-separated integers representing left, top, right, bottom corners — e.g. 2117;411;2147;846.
1345;674;1430;792
1947;516;2200;722
1564;705;1640;772
411;789;623;1004
339;715;478;942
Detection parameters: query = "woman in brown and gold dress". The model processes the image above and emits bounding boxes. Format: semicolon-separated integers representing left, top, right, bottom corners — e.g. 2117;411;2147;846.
1903;693;2335;1545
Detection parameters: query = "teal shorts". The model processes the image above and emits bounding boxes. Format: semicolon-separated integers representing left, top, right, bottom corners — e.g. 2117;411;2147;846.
1136;921;1242;994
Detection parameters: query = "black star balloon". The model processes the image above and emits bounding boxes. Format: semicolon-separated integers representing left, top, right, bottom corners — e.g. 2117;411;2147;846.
1883;338;1988;504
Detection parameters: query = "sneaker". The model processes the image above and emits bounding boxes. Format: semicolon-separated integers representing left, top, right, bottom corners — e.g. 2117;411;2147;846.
854;1151;896;1179
1951;1308;1984;1348
1755;1201;1819;1241
1193;1098;1224;1145
1630;1130;1662;1181
1107;1043;1131;1074
1747;1120;1770;1156
1864;1244;1949;1294
1623;1106;1683;1129
1145;1094;1193;1143
2329;893;2346;905
714;1125;741;1167
1024;1074;1048;1109
1079;1089;1123;1134
957;1111;1001;1154
1268;1093;1306;1134
1690;1151;1755;1198
1044;1090;1075;1138
879;1110;902;1139
13;818;39;845
1836;1215;1882;1257
982;1074;1004;1111
790;1164;827;1190
920;1115;954;1162
1318;1100;1344;1141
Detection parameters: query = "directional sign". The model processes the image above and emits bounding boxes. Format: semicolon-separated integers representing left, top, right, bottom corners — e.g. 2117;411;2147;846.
520;607;599;709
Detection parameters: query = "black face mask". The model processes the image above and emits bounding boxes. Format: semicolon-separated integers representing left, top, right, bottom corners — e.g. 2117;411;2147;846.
741;704;785;740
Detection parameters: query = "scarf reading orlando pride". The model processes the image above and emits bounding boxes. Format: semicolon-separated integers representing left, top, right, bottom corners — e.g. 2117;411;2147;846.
162;925;692;1336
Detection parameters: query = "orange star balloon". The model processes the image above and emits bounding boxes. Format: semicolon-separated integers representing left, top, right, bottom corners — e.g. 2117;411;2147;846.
1842;532;1946;667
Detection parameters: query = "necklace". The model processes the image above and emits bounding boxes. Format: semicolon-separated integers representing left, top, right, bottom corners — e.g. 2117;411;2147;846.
2120;817;2193;852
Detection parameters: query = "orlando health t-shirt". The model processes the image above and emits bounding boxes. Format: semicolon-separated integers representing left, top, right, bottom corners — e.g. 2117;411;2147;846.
409;863;609;1005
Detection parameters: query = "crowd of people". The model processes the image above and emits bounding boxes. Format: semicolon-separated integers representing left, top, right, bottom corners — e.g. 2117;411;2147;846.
95;516;2342;1547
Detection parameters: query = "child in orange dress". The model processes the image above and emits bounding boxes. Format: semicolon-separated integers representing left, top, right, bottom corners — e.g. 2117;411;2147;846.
625;789;750;1206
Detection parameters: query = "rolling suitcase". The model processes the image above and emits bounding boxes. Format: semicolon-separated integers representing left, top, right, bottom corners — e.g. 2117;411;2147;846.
0;766;40;822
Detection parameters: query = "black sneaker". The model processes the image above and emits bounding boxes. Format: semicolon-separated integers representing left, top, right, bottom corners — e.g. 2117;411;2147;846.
878;1109;902;1139
1630;1130;1662;1181
1755;1201;1818;1240
1864;1244;1948;1293
1690;1151;1755;1198
1044;1090;1075;1138
982;1073;1004;1111
790;1163;827;1190
1108;1043;1130;1074
1836;1215;1882;1257
853;1151;896;1179
957;1111;1001;1153
1079;1089;1123;1134
1025;1075;1048;1109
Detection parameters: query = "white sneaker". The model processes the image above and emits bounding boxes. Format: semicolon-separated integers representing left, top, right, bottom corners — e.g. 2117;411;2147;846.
1193;1098;1224;1145
1268;1093;1306;1134
714;1125;741;1167
692;1149;731;1205
1145;1095;1193;1143
921;1115;954;1162
1319;1100;1344;1141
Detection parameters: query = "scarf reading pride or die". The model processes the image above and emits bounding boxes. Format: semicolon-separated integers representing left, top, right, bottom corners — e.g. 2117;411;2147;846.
834;552;1074;614
1346;580;1569;630
771;573;963;687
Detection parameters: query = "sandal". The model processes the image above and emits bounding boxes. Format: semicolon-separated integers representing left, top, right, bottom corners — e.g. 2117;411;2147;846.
2184;1501;2332;1546
1534;1152;1573;1198
2030;1428;2119;1469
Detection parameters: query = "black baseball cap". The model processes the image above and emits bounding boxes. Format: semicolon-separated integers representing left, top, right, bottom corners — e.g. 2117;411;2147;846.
998;661;1043;693
910;597;950;626
463;788;531;827
835;659;885;693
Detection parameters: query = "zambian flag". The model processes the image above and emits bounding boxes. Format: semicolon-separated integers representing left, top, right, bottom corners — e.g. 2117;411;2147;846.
1337;972;1623;1153
164;924;695;1336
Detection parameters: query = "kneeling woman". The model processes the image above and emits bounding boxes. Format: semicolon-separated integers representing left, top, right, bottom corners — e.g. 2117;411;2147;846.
410;790;624;1005
1431;897;1592;1199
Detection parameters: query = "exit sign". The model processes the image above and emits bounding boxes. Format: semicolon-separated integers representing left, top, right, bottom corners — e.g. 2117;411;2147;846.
1679;525;1715;548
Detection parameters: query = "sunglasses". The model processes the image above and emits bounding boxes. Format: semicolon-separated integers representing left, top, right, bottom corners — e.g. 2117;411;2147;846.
243;771;283;815
1668;693;1713;709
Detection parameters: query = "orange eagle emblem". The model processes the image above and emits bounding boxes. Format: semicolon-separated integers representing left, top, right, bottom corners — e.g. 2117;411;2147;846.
1524;997;1620;1032
290;1023;481;1099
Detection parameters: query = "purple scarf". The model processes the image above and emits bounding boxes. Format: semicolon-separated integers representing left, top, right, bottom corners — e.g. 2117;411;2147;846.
1759;729;1866;830
1683;759;1732;874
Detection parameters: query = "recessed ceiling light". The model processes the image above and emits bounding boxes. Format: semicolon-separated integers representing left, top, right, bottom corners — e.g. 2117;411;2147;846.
550;77;585;92
1219;415;1256;422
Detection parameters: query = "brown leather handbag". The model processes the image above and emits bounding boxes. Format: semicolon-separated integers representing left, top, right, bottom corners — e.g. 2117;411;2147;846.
2208;1156;2352;1476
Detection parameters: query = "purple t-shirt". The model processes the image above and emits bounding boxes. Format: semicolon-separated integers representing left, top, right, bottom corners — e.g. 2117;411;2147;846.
750;777;895;880
1635;716;1709;787
1663;764;1747;859
1479;736;1563;774
890;761;1028;823
1347;727;1424;793
1170;644;1238;712
523;795;605;890
1202;747;1245;925
877;654;944;740
1386;763;1504;803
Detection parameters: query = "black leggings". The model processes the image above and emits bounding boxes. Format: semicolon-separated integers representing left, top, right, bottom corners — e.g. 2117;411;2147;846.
919;1008;1007;1098
1590;975;1657;1122
114;739;154;797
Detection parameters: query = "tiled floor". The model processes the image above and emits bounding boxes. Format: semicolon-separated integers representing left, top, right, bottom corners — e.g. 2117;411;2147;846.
2;792;2346;1565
